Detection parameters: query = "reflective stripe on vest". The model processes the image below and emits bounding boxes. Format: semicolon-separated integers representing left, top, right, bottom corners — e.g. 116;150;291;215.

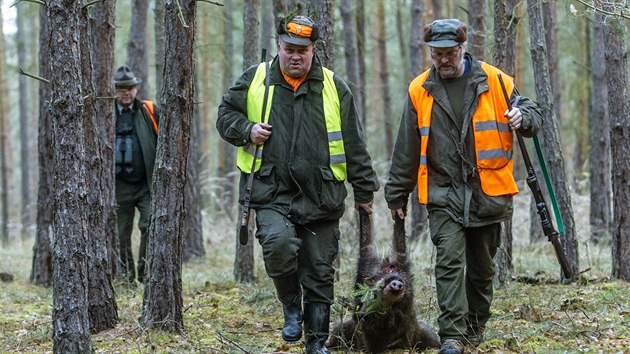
237;63;346;181
408;62;518;204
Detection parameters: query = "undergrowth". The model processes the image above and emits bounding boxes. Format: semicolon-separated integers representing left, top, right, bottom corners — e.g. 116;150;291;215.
1;191;629;353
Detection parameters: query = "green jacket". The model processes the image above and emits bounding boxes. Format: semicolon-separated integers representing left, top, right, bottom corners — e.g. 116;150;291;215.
385;54;543;227
217;57;380;224
117;98;159;192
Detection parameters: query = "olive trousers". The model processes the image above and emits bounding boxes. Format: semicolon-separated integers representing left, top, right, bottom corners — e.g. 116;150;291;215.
255;209;339;305
429;210;501;341
116;180;151;283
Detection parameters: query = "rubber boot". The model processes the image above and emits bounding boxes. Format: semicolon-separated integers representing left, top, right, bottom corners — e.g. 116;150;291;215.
304;302;330;354
272;273;303;342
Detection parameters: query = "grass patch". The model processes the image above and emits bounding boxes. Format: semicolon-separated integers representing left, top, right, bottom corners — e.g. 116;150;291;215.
1;193;628;352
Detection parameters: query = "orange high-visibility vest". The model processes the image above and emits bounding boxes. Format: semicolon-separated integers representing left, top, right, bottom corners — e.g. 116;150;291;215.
408;62;518;204
142;100;158;133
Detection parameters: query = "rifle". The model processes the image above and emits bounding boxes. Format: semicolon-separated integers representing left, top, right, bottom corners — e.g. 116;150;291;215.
498;74;573;279
239;49;271;245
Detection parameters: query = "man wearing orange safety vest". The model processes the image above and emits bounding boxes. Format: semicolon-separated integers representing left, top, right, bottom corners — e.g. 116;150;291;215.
385;19;542;354
113;65;160;284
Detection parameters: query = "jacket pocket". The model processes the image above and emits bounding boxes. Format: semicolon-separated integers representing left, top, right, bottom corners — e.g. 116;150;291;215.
318;166;347;212
251;163;277;205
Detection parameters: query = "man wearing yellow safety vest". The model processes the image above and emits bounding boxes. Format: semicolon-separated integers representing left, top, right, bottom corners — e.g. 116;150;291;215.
217;15;379;354
385;19;543;354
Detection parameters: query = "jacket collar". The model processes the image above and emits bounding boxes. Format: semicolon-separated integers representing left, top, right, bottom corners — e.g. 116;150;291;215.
268;54;325;88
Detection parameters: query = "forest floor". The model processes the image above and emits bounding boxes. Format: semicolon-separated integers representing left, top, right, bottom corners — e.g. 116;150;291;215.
1;190;629;353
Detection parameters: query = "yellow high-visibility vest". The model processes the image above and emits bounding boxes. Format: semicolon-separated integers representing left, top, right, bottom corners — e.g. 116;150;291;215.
237;62;347;181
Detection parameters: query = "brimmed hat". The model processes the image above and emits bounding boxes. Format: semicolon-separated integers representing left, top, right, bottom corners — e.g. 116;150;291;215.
113;65;142;87
423;19;468;48
277;15;319;46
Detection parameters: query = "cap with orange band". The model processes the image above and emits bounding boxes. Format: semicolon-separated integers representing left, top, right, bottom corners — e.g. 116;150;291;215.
277;15;319;46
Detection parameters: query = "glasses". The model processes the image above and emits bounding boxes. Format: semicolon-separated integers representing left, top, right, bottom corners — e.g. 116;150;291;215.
430;46;462;61
115;87;136;93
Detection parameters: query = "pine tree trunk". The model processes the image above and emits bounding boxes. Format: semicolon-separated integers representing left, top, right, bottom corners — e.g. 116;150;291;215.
527;0;578;282
589;13;611;244
376;1;393;159
467;0;486;60
234;0;258;284
154;0;165;104
17;5;34;241
0;2;9;248
141;0;196;332
31;7;53;288
90;0;120;279
356;0;367;127
492;0;518;287
80;4;118;334
218;0;236;215
340;0;363;121
127;0;149;100
183;84;205;263
48;0;92;351
602;2;630;281
307;0;335;69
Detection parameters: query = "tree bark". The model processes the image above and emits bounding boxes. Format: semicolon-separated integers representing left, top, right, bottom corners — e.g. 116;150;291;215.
376;1;393;159
127;0;150;100
79;4;118;334
141;0;196;332
589;12;611;244
31;6;53;288
0;2;9;248
340;0;363;122
183;80;205;263
48;0;92;351
527;0;578;282
602;2;630;281
356;0;366;127
243;0;260;71
218;0;236;215
467;0;487;60
492;0;518;288
154;0;165;104
90;0;120;279
307;0;335;69
234;0;258;284
17;4;35;241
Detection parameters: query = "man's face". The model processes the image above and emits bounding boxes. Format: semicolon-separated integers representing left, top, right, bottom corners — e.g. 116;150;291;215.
277;40;315;78
430;45;465;79
115;85;138;107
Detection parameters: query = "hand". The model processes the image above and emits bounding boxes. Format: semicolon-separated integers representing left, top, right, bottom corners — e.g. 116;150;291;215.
391;208;405;220
356;201;373;215
250;123;272;144
505;107;523;130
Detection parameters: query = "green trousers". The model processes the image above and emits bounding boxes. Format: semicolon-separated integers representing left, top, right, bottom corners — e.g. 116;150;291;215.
429;210;500;340
116;180;151;283
255;209;339;305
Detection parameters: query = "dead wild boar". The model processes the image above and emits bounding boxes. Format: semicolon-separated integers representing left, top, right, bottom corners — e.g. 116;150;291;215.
327;209;440;353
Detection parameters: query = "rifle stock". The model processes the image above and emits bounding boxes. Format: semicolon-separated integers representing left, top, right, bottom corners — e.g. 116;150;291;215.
239;49;269;245
498;74;573;279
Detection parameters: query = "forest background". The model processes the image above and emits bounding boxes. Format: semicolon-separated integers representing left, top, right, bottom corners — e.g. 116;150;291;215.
1;0;629;353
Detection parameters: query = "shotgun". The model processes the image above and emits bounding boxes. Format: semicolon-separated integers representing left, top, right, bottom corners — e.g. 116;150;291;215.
498;74;573;279
239;49;271;245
